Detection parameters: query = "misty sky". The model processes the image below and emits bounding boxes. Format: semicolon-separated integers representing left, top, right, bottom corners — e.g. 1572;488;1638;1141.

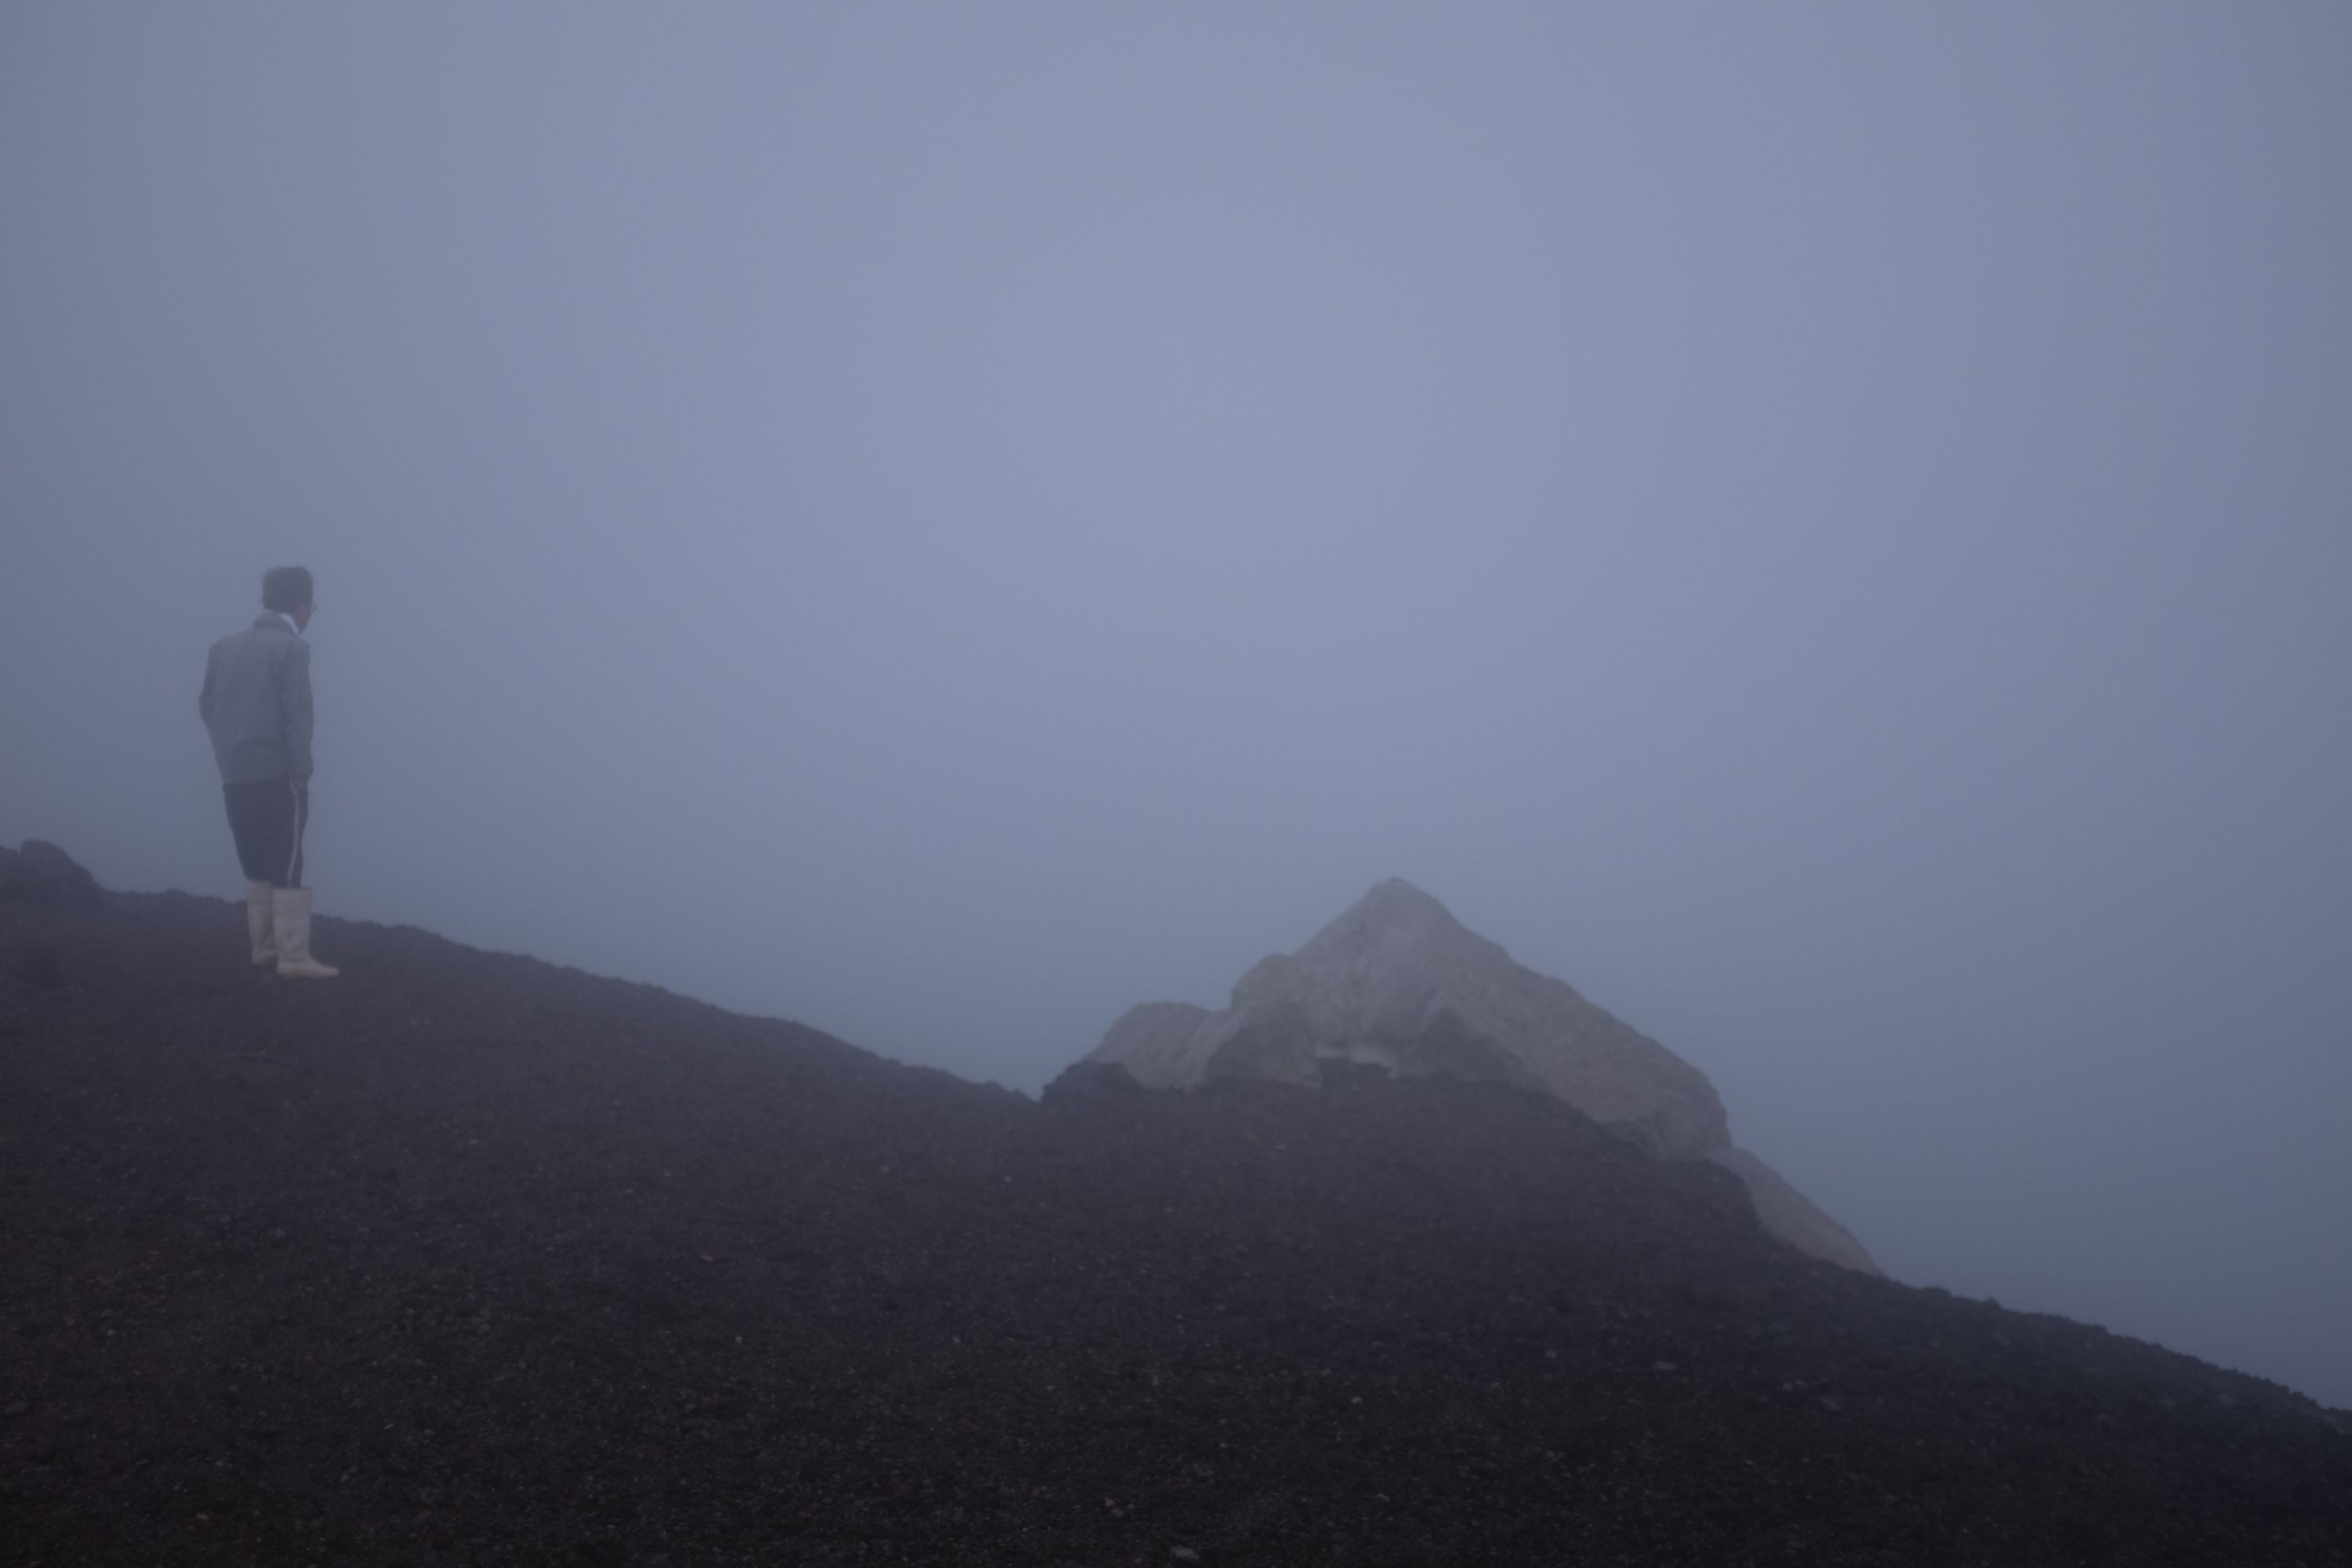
4;5;2347;1407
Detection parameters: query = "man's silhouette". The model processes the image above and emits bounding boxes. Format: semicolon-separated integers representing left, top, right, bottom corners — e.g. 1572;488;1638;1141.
200;566;338;978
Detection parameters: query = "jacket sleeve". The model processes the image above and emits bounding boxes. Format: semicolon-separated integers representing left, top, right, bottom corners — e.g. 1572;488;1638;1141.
281;639;315;784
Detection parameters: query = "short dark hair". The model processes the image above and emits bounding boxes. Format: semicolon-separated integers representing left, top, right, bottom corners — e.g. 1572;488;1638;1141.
261;566;314;614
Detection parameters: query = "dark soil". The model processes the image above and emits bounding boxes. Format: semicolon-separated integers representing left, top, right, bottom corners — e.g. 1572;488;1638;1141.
3;880;2347;1565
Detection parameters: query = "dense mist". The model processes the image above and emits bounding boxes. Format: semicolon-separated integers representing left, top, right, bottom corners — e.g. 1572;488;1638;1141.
4;5;2347;1408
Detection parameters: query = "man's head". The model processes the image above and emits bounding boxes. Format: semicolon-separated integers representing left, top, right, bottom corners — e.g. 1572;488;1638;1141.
261;566;315;630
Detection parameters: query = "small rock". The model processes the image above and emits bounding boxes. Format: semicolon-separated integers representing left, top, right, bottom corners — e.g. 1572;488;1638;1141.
0;841;103;908
1652;1361;1678;1373
1172;1550;1200;1562
1040;1060;1145;1105
2;1401;27;1417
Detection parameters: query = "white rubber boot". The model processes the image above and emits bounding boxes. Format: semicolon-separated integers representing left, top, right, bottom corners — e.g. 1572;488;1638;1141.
271;887;340;979
246;882;278;965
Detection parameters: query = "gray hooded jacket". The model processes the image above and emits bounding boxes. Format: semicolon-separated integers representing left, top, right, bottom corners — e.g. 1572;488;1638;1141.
200;613;314;786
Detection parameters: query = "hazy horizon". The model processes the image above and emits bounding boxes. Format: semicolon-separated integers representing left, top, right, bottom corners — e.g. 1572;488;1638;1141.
5;4;2347;1409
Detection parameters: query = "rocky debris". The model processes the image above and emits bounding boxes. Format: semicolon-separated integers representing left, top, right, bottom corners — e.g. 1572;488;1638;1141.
1084;880;1880;1274
0;840;103;909
3;874;2348;1564
13;945;66;989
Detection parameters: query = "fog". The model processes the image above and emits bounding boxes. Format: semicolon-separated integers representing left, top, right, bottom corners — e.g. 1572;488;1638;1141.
5;5;2347;1408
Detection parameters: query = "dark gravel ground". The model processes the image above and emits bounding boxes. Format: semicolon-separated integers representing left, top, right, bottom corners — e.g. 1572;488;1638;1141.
2;883;2347;1566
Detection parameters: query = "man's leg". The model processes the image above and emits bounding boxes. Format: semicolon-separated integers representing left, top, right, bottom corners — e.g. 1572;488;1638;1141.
270;780;336;979
243;883;277;963
223;779;292;963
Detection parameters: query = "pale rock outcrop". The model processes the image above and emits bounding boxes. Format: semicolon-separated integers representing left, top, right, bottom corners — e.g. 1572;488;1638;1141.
1083;880;1879;1275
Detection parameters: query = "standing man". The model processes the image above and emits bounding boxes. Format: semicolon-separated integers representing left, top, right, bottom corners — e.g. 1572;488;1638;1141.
199;566;339;978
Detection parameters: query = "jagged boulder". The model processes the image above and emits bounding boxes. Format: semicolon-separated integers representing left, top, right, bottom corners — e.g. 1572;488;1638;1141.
1082;880;1880;1275
0;841;103;909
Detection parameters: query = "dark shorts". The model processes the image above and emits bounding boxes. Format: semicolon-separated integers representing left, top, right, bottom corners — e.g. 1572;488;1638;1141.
223;776;308;889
